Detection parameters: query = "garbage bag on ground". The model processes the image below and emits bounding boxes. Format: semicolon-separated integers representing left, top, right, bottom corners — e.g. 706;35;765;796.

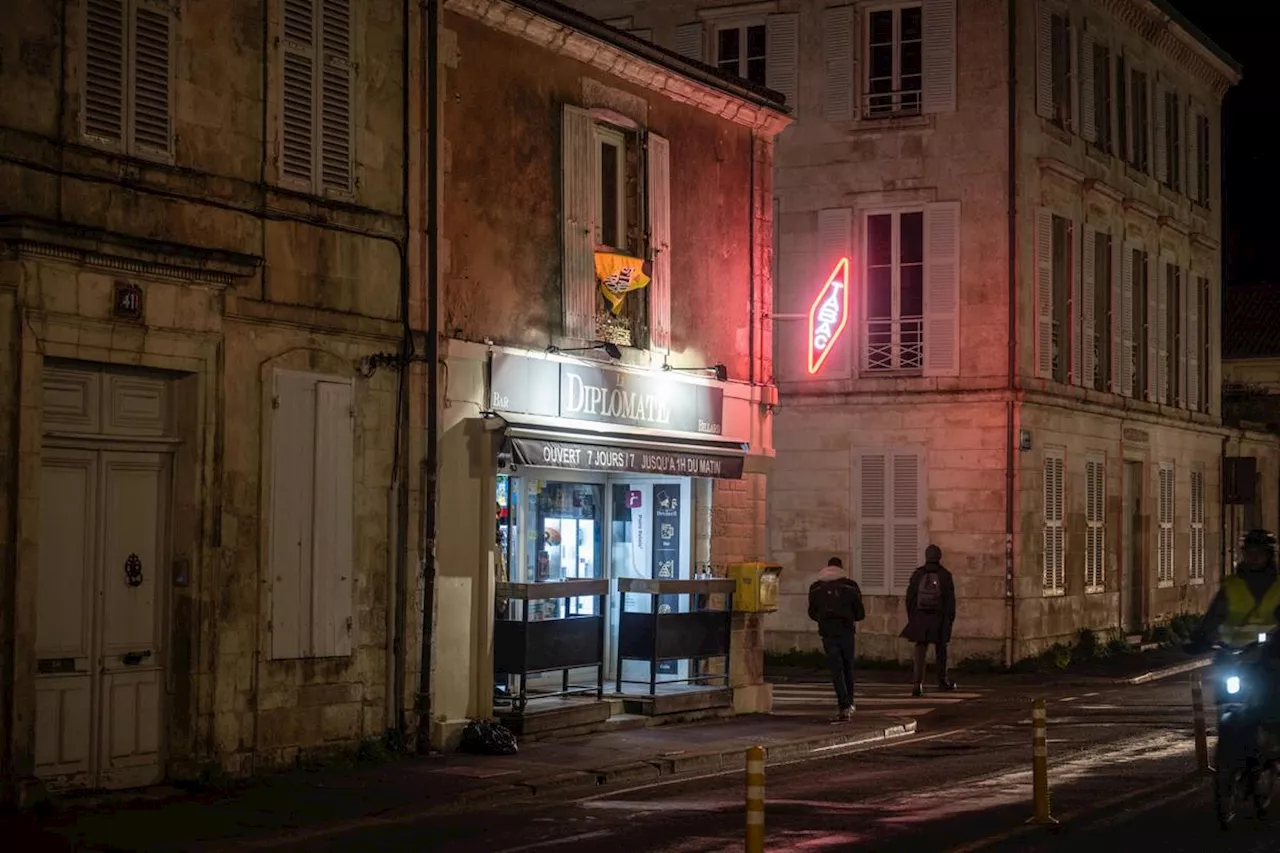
459;718;518;755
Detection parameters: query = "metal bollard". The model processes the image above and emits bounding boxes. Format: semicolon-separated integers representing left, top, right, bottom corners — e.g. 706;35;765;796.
746;745;766;853
1191;675;1210;774
1027;698;1058;825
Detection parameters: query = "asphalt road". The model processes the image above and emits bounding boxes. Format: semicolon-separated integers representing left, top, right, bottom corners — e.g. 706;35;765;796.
227;675;1280;853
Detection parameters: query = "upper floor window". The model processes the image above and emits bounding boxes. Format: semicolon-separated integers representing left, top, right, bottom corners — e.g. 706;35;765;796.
1048;12;1072;130
1197;276;1212;412
82;0;175;159
280;0;355;196
1034;210;1073;384
1163;262;1182;405
1090;40;1112;154
1129;68;1150;173
562;105;672;352
1116;53;1128;162
716;23;767;86
1091;231;1113;392
865;4;923;118
1195;114;1211;206
1162;91;1182;192
865;211;924;372
1034;5;1073;130
1132;248;1150;397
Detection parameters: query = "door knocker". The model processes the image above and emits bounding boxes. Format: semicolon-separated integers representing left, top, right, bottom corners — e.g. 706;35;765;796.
124;553;144;587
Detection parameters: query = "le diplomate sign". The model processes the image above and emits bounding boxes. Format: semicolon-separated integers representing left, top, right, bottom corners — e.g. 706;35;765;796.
488;351;725;436
808;257;850;375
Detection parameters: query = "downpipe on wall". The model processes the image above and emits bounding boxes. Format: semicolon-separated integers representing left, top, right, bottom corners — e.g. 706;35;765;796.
1004;0;1019;670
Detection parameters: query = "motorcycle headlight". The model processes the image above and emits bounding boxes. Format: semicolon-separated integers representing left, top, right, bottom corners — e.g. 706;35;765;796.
1226;675;1242;695
1261;632;1270;644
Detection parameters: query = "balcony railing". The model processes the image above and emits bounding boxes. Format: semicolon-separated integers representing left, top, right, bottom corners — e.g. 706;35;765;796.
863;88;922;120
866;316;923;372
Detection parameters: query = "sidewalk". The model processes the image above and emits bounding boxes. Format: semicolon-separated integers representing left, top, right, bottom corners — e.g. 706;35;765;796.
11;711;917;853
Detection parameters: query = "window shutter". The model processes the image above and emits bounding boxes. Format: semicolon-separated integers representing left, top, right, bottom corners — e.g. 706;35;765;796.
130;1;173;155
282;0;317;184
923;201;960;377
1145;252;1157;401
857;453;888;594
817;207;852;378
1035;208;1054;379
1155;259;1168;404
673;22;704;63
921;0;956;114
891;453;923;593
822;5;854;123
1154;78;1168;185
647;132;672;353
766;14;799;110
1085;456;1104;591
270;371;317;659
1186;104;1199;202
1035;2;1053;119
561;104;596;340
1187;270;1200;411
1079;24;1096;142
1070;220;1082;384
1109;234;1121;392
320;0;354;192
311;381;355;657
84;0;126;144
1081;228;1096;388
1042;452;1065;592
1119;244;1134;397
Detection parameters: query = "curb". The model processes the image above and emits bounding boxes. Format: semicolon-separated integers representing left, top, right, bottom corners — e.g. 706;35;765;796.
1113;656;1212;685
513;718;919;799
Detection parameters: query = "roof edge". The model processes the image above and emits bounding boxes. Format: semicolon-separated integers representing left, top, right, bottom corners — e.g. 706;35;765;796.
1150;0;1243;79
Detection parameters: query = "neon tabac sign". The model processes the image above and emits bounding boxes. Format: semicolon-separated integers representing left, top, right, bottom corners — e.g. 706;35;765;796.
807;257;850;374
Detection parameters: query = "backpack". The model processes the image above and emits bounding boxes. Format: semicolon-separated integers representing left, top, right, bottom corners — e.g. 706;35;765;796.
916;571;942;613
815;583;848;621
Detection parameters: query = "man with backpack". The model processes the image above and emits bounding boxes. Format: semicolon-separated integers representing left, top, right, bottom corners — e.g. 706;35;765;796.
900;544;958;697
808;557;866;721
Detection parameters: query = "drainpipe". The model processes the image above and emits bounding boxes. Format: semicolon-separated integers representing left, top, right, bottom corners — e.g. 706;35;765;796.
748;134;756;387
1003;0;1019;669
417;0;441;750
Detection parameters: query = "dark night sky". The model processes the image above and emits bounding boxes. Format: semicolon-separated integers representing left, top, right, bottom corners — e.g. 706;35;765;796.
1168;1;1277;285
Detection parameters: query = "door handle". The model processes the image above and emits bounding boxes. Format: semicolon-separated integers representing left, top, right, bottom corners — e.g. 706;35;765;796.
121;650;153;666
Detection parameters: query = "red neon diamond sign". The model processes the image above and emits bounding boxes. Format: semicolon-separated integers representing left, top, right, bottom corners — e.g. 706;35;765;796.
807;257;850;375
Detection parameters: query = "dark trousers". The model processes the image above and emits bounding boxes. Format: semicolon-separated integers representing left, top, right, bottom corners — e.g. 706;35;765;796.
822;633;856;709
913;641;949;684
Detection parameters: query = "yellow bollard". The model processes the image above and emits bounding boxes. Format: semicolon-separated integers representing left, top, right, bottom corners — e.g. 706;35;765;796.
1192;675;1210;774
746;745;766;853
1026;698;1059;825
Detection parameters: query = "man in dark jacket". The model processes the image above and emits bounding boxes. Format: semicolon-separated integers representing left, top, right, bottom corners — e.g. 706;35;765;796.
900;544;957;697
808;557;865;721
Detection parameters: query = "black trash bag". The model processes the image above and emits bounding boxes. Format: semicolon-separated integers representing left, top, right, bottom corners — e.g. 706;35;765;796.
459;719;518;755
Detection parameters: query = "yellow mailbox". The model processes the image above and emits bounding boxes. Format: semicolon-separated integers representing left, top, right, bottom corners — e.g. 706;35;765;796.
728;562;784;613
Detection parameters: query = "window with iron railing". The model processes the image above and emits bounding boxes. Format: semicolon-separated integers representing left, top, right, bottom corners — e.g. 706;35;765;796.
864;4;922;118
865;210;924;372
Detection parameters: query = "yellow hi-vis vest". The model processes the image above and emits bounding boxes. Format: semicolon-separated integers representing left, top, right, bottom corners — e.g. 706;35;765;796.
1222;573;1280;647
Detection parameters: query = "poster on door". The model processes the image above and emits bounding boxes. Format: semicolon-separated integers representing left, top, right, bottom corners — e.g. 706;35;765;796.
652;483;681;675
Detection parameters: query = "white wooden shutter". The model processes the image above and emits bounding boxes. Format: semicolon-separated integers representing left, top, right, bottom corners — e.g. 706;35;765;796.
647;132;672;353
818;207;853;378
823;5;854;123
320;0;354;192
1043;451;1065;592
1035;208;1054;379
1085;456;1104;591
1081;228;1096;388
282;0;317;184
1186;102;1201;203
1154;78;1168;185
84;0;127;144
674;22;704;63
1158;464;1174;584
766;14;799;109
1035;2;1053;119
924;201;960;377
561;104;596;340
1187;270;1200;411
1110;233;1122;392
312;381;355;657
130;1;173;155
892;453;924;594
270;371;317;659
857;453;888;594
1079;23;1096;143
1120;244;1134;397
1155;258;1168;404
921;0;956;114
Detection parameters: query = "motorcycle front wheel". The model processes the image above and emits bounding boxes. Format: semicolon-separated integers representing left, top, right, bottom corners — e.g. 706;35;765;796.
1215;762;1247;829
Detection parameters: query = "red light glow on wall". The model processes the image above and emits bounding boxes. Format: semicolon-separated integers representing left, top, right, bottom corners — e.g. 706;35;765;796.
807;257;850;375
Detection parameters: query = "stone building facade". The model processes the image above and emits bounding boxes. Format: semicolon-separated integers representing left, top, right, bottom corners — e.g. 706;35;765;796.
0;0;428;799
428;0;787;746
569;0;1239;662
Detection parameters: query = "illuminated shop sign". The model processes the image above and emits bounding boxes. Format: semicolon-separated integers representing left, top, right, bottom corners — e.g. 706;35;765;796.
807;257;850;375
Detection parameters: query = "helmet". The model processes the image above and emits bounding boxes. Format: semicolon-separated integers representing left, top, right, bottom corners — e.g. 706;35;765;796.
1242;529;1277;549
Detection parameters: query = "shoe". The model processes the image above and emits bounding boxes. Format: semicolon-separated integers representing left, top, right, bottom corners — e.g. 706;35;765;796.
912;684;924;698
938;680;958;691
838;706;852;721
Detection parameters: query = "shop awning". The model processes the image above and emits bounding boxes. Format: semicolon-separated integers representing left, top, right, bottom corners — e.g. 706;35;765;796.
489;415;748;480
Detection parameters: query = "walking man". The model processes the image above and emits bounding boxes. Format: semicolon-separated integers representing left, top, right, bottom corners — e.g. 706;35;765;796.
900;544;957;697
808;557;865;721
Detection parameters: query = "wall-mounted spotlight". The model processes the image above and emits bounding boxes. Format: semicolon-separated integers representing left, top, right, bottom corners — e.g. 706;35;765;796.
663;363;728;382
547;341;622;360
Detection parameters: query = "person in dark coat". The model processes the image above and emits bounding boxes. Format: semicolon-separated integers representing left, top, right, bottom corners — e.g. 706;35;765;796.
900;544;957;696
808;557;865;721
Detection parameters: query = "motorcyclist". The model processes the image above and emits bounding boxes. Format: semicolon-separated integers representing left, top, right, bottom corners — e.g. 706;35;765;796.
1201;529;1280;648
